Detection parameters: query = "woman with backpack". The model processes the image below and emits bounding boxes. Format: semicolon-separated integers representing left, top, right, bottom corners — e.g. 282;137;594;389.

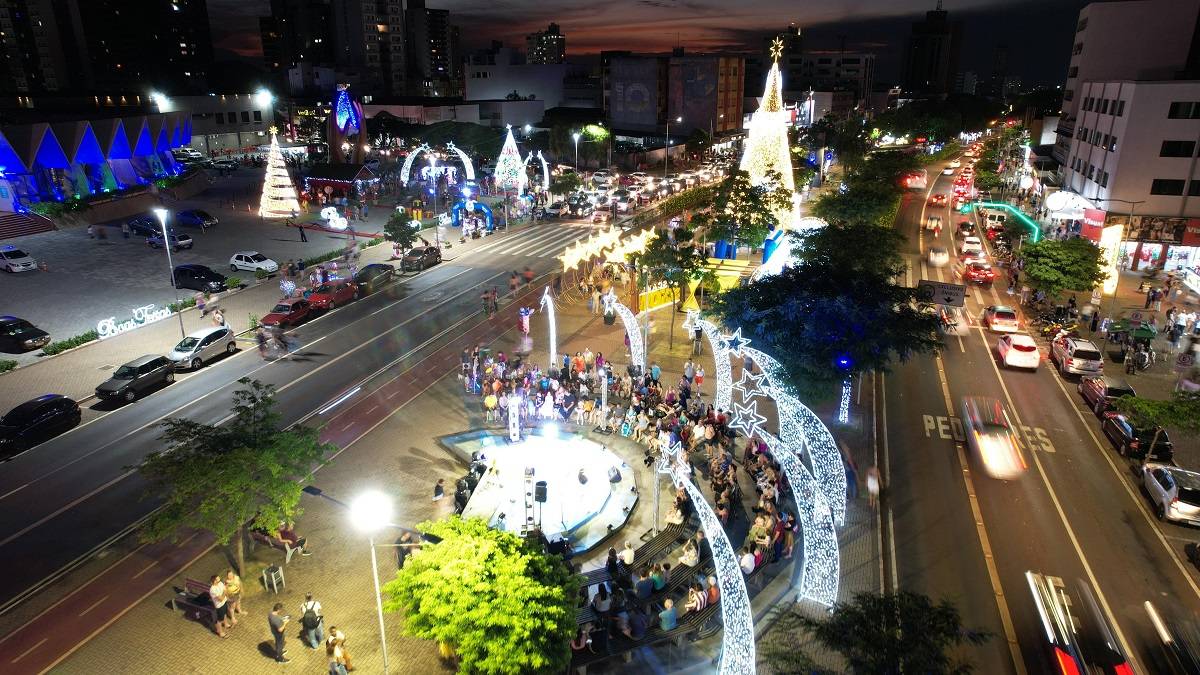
300;593;325;648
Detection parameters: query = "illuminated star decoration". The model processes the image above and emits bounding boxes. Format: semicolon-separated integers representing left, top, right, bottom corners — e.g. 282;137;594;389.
733;368;768;403
655;441;685;478
730;400;767;438
719;328;750;357
769;36;784;61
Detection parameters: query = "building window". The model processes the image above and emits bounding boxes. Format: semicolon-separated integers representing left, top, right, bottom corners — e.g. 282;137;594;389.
1160;140;1196;157
1150;179;1186;195
1189;181;1200;196
1087;164;1095;180
253;110;262;121
1168;101;1200;119
1100;171;1109;188
1100;99;1109;114
1067;66;1078;78
1064;89;1074;101
1107;136;1117;152
1073;42;1083;55
215;112;224;124
1116;100;1125;116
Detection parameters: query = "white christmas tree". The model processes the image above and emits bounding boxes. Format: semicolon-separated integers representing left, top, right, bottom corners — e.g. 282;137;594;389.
493;125;526;192
259;129;301;218
739;38;795;195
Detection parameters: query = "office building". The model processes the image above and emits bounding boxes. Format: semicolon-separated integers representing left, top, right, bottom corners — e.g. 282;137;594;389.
406;0;458;96
608;52;744;138
792;52;875;105
0;0;72;92
902;1;961;96
527;23;566;65
464;44;580;108
330;0;406;96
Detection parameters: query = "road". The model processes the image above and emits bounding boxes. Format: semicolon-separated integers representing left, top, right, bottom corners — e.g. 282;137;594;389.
0;220;598;610
883;160;1200;673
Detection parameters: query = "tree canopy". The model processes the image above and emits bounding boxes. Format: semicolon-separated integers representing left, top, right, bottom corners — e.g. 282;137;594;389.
872;95;1001;142
548;171;581;197
135;378;334;574
382;517;581;675
1019;237;1107;297
763;591;990;674
810;150;918;227
384;210;421;251
1114;391;1200;453
627;225;716;346
711;222;941;398
696;169;793;251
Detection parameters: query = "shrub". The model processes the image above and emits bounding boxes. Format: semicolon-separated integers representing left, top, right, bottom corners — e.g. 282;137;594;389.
0;359;17;374
167;297;197;313
226;276;243;289
248;313;258;329
42;329;100;356
255;268;269;280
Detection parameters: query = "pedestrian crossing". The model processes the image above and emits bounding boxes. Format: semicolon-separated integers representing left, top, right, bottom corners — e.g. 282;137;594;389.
468;223;598;260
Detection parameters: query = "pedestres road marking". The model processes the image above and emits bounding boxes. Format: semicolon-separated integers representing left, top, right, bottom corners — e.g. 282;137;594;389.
972;325;1138;672
932;353;1027;674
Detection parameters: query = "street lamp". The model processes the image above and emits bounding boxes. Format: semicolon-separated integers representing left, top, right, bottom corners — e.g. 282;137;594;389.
524;123;532;136
153;208;187;338
664;116;682;178
350;490;393;674
572;131;581;173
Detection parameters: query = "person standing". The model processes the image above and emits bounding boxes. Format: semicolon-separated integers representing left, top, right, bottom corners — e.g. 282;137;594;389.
298;220;309;242
299;593;325;649
224;570;245;617
268;603;290;663
209;574;232;636
433;478;445;501
865;465;881;509
121;221;130;239
841;442;859;500
509;272;519;298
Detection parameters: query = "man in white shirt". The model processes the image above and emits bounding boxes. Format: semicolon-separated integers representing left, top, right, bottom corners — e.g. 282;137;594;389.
620;541;636;566
739;547;756;575
209;575;231;637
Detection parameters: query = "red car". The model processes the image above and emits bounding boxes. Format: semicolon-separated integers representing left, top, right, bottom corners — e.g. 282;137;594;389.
962;262;996;284
929;194;947;207
984;224;1004;241
260;298;311;328
307;280;358;310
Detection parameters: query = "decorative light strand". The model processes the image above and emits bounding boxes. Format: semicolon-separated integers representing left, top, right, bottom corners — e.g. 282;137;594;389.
445;142;477;182
258;132;300;218
494;126;525;192
603;291;644;371
400;143;432;185
540;287;557;370
682;311;732;411
838;379;851;425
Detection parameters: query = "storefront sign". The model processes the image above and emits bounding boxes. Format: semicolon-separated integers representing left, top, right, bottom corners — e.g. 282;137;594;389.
1081;208;1107;242
1098;225;1123;296
97;304;174;339
1105;214;1200;245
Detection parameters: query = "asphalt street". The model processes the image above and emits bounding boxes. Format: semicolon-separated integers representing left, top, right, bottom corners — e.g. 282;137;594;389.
885;160;1200;673
0;219;596;609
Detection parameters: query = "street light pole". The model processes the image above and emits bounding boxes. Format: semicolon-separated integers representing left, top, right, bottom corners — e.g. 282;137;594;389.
350;491;393;674
154;208;186;338
367;535;389;674
572;132;581;173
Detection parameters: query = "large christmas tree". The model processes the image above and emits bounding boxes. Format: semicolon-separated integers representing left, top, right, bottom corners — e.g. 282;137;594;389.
259;129;301;219
493;125;526;192
739;38;795;195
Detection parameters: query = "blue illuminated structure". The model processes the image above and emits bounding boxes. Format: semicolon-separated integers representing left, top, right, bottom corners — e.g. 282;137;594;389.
451;199;494;231
334;88;361;136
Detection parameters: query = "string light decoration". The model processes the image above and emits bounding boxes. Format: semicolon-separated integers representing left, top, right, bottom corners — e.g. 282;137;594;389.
445;142;476;182
739;54;794;195
540;287;557;370
258;130;301;218
838;379;852;425
655;442;755;674
333;87;361;136
603;291;644;371
280;279;296;297
681;311;733;411
494;125;525;192
399;143;431;185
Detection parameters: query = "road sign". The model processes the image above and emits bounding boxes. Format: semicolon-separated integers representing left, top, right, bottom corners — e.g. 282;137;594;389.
917;280;966;307
1175;353;1195;374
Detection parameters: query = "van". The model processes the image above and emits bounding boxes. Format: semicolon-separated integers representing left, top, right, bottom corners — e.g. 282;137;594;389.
983;209;1007;227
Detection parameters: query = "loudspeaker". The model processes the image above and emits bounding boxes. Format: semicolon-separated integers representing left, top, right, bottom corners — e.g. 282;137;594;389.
578;469;588;485
534;480;548;503
608;466;622;483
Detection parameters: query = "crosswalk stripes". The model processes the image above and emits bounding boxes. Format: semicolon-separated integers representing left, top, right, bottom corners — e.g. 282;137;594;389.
468;224;595;260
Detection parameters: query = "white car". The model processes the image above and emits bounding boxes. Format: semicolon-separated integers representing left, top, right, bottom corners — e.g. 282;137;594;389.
960;236;983;256
591;171;611;187
0;245;37;272
629;172;649;184
949;160;962;169
942;167;955;175
927;246;949;267
962;396;1026;480
998;334;1040;370
168;326;237;370
229;251;279;274
1142;463;1200;524
983;305;1020;332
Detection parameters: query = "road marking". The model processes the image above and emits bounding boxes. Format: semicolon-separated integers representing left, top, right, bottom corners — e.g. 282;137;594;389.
922;413;966;441
932;353;1026;673
131;560;158;580
11;637;46;664
364;405;378;416
878;373;899;594
973;325;1139;671
77;595;108;618
0;484;28;500
0;469;135;550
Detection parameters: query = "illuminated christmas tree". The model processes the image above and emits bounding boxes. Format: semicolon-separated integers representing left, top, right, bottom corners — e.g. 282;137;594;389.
739;38;795;195
493;125;526;192
259;129;301;218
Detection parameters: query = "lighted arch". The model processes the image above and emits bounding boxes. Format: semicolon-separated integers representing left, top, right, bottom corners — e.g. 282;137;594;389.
540;287;558;370
445;142;476;182
602;291;644;372
399;143;433;185
523;151;550;192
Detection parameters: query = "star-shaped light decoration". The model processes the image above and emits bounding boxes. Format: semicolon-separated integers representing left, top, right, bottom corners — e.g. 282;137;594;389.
655;441;686;483
730;400;768;438
733;368;768;403
269;125;279;136
769;36;785;62
719;327;751;357
682;309;700;332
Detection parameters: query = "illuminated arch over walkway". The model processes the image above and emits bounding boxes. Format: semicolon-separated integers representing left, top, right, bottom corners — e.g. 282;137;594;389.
400;142;476;186
602;291;644;372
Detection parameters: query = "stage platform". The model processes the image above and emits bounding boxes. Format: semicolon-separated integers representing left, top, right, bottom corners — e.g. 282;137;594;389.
438;426;639;554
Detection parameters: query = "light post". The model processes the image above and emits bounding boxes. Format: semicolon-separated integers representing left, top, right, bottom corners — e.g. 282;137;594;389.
153;208;187;338
708;114;723;157
572;131;581;173
350;491;393;674
664;116;681;178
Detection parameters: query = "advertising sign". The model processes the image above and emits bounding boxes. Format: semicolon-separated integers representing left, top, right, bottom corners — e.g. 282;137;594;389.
97;304;174;339
1098;224;1123;295
916;280;966;307
669;57;718;133
1080;208;1106;243
1106;214;1200;245
610;57;660;131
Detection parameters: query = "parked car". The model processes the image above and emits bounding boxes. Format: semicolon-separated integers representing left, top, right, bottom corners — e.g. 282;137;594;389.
172;264;227;292
169;326;237;370
95;354;174;402
0;316;50;353
126;215;164;237
229;251;279;274
212;159;238;171
591;170;612;187
401;245;441;272
998;333;1041;370
353;264;395;295
308;280;358;310
0;394;81;457
1050;336;1104;376
260;298;311;328
1101;412;1173;461
1142;463;1200;524
961;396;1025;480
0;245;37;272
175;209;219;228
1078;376;1136;416
983;305;1020;332
147;231;193;250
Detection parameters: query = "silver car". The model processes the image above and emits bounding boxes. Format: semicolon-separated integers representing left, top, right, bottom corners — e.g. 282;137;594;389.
168;326;237;370
1142;463;1200;525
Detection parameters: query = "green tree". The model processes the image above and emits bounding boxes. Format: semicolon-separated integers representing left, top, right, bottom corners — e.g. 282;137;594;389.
811;181;900;226
699;169;793;254
384;210;420;252
711;222;941;399
685;128;710;155
802;114;870;172
135;378;334;574
548;171;581;197
1020;237;1107;297
1114;392;1200;460
763;591;990;674
382;517;580;675
626;225;716;347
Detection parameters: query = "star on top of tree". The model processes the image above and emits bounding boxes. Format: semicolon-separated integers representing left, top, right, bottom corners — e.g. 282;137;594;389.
769;37;784;61
269;125;278;135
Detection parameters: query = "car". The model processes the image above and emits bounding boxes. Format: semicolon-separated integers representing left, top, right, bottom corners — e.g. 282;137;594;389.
545;201;566;217
1142;463;1200;524
957;220;975;236
401;245;441;272
961;396;1026;479
0;394;81;457
0;245;37;272
962;261;996;285
998;333;1040;370
960;236;983;256
353;263;395;295
983;305;1020;332
1101;412;1173;461
0;316;50;353
591;170;612;187
260;298;311;328
125;215;165;237
175;209;219;228
926;215;942;231
927;246;949;267
172;264;227;292
949;159;962;168
169;326;237;370
147;231;193;251
611;189;633;212
1077;375;1136;416
229;251;279;274
942;166;954;175
629;171;649;184
1026;571;1132;675
95;354;174;402
212;159;238;171
1050;336;1104;376
308;280;358;310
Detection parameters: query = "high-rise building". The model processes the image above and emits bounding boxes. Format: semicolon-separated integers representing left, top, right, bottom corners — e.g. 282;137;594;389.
0;0;72;92
406;0;456;96
608;52;744;137
526;23;566;65
330;0;406;96
259;0;333;75
902;1;960;96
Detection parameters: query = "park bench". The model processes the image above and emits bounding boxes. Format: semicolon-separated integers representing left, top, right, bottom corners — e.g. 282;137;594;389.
170;577;217;626
249;529;302;565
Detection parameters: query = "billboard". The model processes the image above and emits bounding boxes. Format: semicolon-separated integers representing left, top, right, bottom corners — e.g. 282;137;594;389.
610;57;660;131
668;57;718;133
1098;224;1123;295
1105;213;1200;245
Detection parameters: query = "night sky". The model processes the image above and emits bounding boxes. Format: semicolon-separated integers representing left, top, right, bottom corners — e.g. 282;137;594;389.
210;0;1088;85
